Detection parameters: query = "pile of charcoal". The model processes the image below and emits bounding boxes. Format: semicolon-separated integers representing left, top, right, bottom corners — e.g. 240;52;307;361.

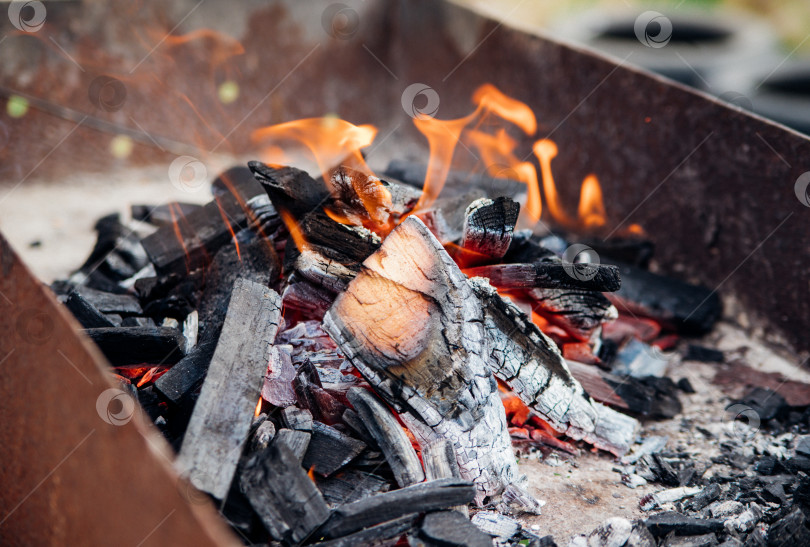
50;158;788;547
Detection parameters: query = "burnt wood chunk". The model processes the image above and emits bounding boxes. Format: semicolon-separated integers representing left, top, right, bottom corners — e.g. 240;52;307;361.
73;286;143;315
140;197;253;276
294;364;347;425
461;197;519;263
211;165;266;204
282;407;314;431
153;340;215;406
470;278;638;456
323;217;517;503
83;326;185;365
302;421;366;477
529;287;618;342
320;478;476;539
329;165;395;226
419;510;492;547
176;279;282;499
465;262;621;292
423;439;462;482
66;290;115;328
249;161;330;217
311;515;417;547
316;469;391;508
347;387;425;487
297;211;382;263
607;262;721;335
274;429;312;462
295;247;359;293
131;202;203;227
240;442;330;545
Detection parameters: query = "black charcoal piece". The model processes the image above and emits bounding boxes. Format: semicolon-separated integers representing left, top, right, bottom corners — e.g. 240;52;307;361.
465;262;621;292
83;326;185;365
73;286;143;315
347;387;424;487
131;202;203;227
735;387;787;421
316;469;391;508
65;291;115;328
644;512;723;537
320;478;476;539
175;279;282;499
419;510;492;547
302;421;366;477
281;407;314;432
240;442;330;544
274;429;311;462
311;515;416;547
249;162;330;218
767;507;810;547
607;262;721;335
461;197;519;263
684;345;724;363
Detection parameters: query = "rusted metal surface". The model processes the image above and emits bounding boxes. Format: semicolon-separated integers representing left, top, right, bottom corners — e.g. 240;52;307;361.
0;234;238;546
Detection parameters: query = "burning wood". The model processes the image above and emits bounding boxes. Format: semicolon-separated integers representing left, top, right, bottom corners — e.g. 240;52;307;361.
470;278;638;456
460;197;519;264
465;262;622;292
176;278;282;499
322;217;518;502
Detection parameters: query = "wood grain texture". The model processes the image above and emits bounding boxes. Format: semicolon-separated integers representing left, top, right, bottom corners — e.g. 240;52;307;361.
470;278;638;456
176;278;282;499
323;217;516;503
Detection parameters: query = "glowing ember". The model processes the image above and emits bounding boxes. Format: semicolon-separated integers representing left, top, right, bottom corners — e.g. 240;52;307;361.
254;397;263;417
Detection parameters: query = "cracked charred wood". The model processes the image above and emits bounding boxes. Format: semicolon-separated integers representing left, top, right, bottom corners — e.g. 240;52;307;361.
294;210;382;263
329;165;421;222
72;213;150;289
347;387;425;488
528;287;618;343
153;340;215;407
606;262;721;335
249;161;330;218
461;197;519;264
470;278;639;456
240;441;330;545
294;246;360;293
319;478;477;539
302;421;367;477
176;279;282;499
66;290;116;328
311;515;417;547
323;217;516;503
423;439;468;517
466;262;621;292
83;326;185;365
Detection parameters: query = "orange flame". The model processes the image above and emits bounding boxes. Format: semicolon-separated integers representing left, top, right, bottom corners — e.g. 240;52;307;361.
307;465;317;482
213;196;241;261
254;397;263;417
472;83;537;135
252;117;377;182
578;174;607;229
411;110;480;212
465;128;542;223
279;208;309;252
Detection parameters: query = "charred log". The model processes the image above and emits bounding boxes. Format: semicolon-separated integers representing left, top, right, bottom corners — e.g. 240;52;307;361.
83;326;185;365
176;279;282;499
323;217;516;503
465;262;621;292
470;278;638;456
461;197;519;264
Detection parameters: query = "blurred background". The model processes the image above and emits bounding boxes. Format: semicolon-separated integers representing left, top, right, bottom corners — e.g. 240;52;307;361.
461;0;810;135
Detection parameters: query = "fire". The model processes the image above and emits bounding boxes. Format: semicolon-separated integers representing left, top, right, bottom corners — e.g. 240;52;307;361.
252;117;377;182
253;83;626;235
307;465;317;482
578;174;607;229
278;208;309;252
254;397;263;417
